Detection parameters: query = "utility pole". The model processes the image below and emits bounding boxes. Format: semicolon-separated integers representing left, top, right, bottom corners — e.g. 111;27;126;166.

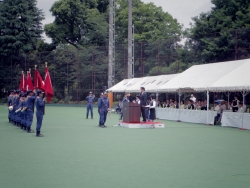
108;0;115;88
127;0;134;79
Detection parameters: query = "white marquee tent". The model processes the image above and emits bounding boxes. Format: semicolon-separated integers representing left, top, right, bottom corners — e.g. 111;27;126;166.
158;59;250;92
107;74;179;93
108;59;250;94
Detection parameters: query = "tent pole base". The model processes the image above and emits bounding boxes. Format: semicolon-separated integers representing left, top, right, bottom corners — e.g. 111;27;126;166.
239;128;247;130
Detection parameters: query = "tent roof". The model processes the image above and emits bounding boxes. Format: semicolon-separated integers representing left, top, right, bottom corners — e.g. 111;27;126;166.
158;59;249;92
107;78;143;92
125;76;159;93
107;74;179;93
146;74;179;92
107;78;133;92
208;59;250;91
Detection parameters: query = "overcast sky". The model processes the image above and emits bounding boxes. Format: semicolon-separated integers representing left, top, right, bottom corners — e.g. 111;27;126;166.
37;0;214;43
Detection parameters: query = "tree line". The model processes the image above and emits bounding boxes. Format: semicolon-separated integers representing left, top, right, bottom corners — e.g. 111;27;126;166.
1;0;250;101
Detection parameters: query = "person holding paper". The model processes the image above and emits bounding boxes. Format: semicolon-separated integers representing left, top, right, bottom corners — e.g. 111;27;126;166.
149;94;156;128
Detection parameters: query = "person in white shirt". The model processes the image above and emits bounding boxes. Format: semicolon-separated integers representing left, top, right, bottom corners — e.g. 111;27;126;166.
149;94;156;128
214;102;221;124
238;102;245;113
135;95;140;104
190;93;196;103
220;101;227;112
179;100;185;109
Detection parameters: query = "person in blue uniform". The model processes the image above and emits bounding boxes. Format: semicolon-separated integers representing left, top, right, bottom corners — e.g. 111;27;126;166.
13;90;21;126
36;90;46;137
119;94;129;120
25;90;37;133
86;91;95;119
9;90;16;124
98;92;110;128
15;92;23;127
7;90;14;123
20;94;27;130
97;93;103;126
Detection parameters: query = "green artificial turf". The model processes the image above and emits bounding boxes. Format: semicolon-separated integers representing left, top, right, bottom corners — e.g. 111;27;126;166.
0;105;250;188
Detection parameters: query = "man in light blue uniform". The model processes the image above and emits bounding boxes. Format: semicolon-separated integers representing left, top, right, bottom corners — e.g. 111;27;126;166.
86;91;95;119
97;93;103;126
36;90;46;137
20;94;27;130
15;92;23;127
13;90;21;126
119;95;129;120
25;90;37;133
9;90;16;124
7;90;14;123
98;92;110;128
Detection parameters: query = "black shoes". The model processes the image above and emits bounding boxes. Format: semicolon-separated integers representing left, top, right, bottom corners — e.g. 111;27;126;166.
27;129;34;133
100;125;107;128
36;131;44;137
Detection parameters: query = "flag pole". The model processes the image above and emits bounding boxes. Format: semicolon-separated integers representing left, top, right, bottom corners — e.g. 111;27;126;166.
34;65;37;89
21;70;24;91
44;62;48;115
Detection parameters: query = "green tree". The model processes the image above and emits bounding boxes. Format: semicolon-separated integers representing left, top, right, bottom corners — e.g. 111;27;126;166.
0;0;44;56
188;0;250;63
44;0;108;48
114;0;183;77
115;0;182;43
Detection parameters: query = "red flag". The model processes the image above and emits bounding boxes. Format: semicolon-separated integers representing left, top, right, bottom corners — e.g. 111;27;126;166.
19;72;26;91
26;71;34;91
44;67;54;103
34;69;45;91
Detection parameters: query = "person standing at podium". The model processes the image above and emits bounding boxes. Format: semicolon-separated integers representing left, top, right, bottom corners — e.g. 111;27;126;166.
140;87;147;122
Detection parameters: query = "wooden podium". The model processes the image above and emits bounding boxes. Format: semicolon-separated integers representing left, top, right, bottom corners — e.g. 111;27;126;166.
123;102;141;123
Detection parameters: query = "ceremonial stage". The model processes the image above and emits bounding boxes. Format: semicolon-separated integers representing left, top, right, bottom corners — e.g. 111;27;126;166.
118;121;165;128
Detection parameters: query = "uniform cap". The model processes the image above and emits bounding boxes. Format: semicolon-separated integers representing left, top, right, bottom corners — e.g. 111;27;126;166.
37;90;44;95
27;90;33;95
89;91;92;94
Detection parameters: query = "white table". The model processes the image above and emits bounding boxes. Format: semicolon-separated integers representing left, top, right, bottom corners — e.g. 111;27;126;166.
156;108;217;125
221;112;250;129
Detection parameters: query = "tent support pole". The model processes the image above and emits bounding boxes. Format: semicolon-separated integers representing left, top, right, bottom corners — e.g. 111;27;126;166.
177;90;183;122
206;90;209;125
156;92;159;104
241;91;250;105
178;90;183;108
224;92;230;110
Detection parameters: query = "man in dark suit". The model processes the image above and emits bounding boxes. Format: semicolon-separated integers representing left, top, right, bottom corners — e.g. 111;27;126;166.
140;87;147;122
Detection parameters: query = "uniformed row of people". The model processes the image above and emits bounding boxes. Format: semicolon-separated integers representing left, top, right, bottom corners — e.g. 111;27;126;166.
7;89;46;137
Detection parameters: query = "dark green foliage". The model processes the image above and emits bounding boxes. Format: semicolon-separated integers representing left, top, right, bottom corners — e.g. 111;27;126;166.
44;0;108;48
187;0;250;62
0;0;44;56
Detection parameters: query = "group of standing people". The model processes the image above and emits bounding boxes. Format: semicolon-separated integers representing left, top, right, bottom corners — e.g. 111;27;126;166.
7;89;46;137
86;91;110;128
117;87;156;128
